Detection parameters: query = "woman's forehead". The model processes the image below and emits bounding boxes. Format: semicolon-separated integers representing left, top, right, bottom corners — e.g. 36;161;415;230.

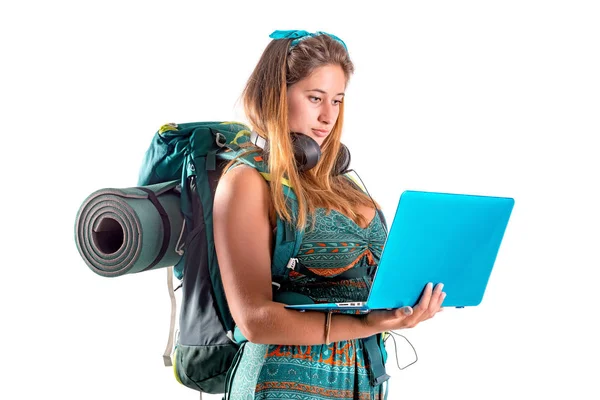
296;65;346;94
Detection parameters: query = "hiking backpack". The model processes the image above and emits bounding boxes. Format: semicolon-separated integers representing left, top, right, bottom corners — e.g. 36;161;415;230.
137;121;391;397
137;121;307;395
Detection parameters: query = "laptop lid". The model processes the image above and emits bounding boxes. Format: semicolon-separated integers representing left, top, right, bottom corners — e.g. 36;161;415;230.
365;190;514;310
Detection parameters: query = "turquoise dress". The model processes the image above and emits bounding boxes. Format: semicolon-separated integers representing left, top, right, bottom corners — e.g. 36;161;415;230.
229;208;388;399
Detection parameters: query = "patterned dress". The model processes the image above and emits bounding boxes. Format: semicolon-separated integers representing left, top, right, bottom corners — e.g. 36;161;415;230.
229;208;388;399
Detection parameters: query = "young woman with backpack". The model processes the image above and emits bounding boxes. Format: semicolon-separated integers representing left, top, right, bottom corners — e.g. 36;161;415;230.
213;30;446;399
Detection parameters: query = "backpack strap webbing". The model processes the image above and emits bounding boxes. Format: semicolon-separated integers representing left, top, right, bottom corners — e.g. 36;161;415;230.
363;334;391;386
162;266;177;367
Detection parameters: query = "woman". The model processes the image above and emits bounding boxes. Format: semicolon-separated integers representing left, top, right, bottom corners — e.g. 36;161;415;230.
213;30;445;399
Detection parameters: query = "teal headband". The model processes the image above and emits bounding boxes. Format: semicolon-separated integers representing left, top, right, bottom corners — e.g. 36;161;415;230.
269;30;348;51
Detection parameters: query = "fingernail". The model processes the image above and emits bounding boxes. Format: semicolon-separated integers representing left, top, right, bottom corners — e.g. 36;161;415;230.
403;306;413;316
438;283;444;291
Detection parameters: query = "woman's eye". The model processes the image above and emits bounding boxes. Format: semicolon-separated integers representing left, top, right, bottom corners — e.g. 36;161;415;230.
333;99;343;105
309;96;321;102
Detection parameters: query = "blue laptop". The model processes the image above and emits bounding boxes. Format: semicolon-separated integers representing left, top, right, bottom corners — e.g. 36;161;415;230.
284;190;515;312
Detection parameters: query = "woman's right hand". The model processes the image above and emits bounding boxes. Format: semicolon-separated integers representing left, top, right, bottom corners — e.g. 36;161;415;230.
363;282;446;332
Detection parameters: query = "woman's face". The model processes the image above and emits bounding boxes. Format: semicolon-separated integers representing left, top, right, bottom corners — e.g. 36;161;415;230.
287;64;346;146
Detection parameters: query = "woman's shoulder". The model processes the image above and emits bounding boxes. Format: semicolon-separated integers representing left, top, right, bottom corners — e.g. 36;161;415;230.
216;164;276;227
219;164;270;198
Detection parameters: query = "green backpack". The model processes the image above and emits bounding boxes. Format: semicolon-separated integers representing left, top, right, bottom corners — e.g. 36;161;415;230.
138;121;391;398
137;121;306;395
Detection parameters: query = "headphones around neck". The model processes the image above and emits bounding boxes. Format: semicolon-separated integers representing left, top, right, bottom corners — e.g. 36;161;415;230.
249;131;351;176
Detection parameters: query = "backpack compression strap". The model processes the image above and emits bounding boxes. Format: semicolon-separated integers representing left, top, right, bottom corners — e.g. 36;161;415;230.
162;266;177;367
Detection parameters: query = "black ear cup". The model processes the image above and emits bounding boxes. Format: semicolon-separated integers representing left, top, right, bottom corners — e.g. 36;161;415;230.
333;144;351;175
290;132;322;172
249;131;351;175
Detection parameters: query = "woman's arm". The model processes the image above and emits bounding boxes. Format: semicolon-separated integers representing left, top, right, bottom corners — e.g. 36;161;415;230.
213;165;444;345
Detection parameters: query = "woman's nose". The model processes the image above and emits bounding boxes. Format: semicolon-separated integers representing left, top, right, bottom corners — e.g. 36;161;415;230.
319;104;334;124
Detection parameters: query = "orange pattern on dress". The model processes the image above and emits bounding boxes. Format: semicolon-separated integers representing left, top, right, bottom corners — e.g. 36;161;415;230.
266;342;366;368
306;248;377;277
255;382;374;400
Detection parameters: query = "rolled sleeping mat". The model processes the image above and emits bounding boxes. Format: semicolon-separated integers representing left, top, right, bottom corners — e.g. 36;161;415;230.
74;180;185;277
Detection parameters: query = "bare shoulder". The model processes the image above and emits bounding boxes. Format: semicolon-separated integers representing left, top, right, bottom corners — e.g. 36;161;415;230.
216;164;269;201
214;164;271;221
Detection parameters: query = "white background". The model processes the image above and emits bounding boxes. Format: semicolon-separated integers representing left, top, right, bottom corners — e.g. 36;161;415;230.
1;1;599;399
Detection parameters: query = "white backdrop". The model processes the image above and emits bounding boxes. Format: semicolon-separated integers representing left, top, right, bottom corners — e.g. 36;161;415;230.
2;1;599;399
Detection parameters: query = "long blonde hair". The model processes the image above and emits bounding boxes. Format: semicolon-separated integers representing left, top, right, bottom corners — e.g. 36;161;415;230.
237;34;377;230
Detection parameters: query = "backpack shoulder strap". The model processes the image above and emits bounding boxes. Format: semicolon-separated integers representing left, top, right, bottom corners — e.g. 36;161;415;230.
271;204;304;283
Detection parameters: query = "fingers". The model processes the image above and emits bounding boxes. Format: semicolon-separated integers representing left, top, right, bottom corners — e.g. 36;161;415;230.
413;282;445;321
396;283;431;328
413;282;434;316
437;290;446;309
428;283;445;318
386;283;446;330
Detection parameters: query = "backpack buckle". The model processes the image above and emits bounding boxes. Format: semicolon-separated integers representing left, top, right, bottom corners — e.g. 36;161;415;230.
215;132;227;147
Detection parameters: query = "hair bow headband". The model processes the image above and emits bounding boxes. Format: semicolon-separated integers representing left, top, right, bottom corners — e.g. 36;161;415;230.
269;30;348;51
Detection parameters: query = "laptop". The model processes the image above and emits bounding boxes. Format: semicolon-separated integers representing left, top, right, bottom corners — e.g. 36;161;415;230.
284;190;515;312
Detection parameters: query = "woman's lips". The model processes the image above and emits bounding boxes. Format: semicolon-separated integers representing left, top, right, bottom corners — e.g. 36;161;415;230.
311;128;329;137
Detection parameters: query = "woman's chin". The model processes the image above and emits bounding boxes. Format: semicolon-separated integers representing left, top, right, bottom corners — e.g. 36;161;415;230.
310;133;327;147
